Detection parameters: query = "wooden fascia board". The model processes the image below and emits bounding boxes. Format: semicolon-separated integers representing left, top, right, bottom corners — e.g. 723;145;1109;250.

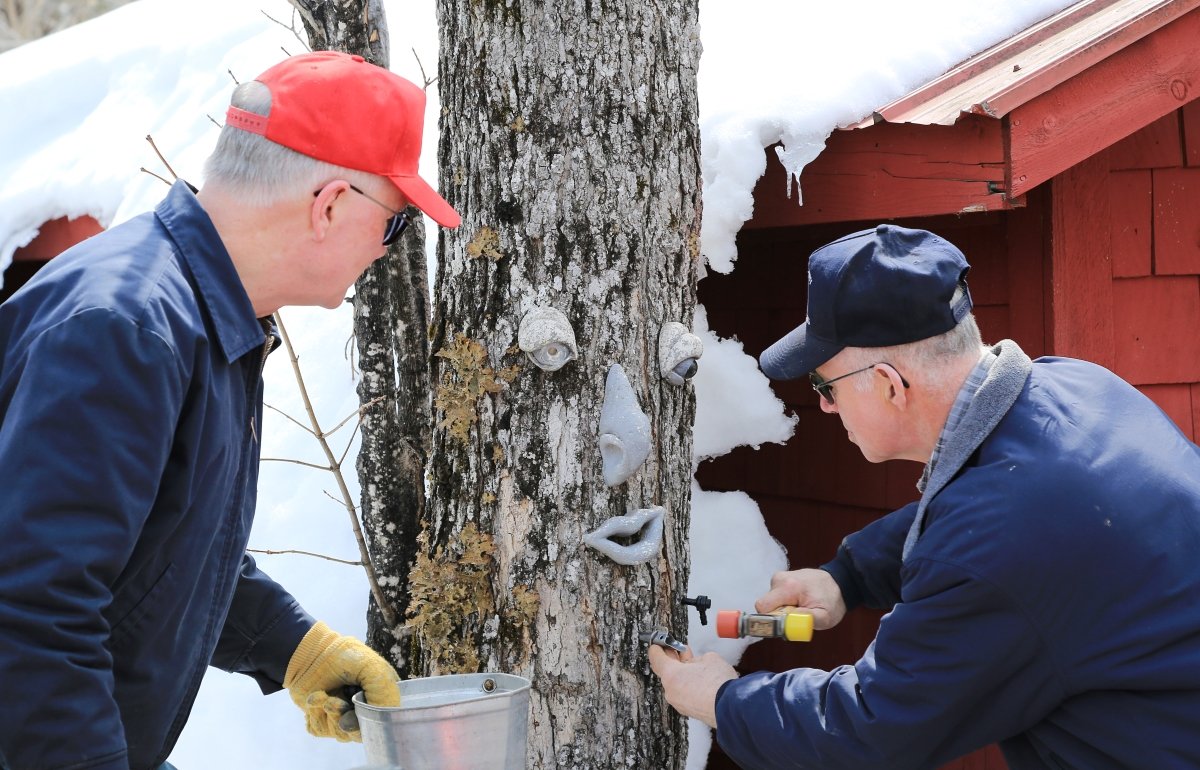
747;116;1013;229
873;0;1130;126
979;0;1197;120
867;0;1198;128
1008;6;1200;198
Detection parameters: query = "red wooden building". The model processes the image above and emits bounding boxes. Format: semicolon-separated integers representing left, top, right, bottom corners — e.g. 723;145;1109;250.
0;215;102;304
697;0;1200;767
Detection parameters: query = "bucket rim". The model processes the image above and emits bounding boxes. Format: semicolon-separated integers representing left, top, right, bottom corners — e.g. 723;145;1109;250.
352;672;532;714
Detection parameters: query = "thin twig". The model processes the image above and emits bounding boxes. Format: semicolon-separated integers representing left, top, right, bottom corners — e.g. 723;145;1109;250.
226;68;239;85
265;402;317;435
248;548;362;566
139;168;173;188
412;48;437;89
206;114;221;128
338;419;362;467
260;457;331;471
325;395;386;438
144;135;178;181
262;9;310;52
273;309;398;628
324;489;356;509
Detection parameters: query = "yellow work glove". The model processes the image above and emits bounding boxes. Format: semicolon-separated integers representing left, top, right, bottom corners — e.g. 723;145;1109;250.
283;621;401;742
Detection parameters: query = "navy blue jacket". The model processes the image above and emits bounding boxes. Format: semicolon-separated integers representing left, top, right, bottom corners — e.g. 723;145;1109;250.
0;182;313;770
716;343;1200;769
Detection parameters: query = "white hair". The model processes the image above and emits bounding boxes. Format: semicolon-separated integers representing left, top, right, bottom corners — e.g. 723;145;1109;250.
203;80;365;207
840;286;986;396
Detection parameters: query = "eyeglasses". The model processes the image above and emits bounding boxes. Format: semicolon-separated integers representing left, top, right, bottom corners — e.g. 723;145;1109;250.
313;184;412;246
809;362;910;405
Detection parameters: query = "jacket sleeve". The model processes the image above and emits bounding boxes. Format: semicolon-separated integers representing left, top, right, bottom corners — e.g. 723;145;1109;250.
714;556;1067;770
0;310;187;770
821;502;916;610
210;554;314;693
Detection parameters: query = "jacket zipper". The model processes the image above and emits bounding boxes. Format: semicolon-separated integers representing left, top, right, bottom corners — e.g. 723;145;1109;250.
249;320;274;443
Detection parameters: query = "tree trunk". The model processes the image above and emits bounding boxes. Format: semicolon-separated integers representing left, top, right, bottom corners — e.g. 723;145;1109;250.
354;215;432;673
288;0;432;675
289;0;389;63
419;2;702;766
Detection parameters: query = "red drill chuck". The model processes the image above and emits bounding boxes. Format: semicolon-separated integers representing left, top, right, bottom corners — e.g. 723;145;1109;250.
716;607;814;642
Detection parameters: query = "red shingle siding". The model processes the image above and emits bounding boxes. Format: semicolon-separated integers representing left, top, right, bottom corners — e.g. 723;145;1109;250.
1152;166;1200;275
1109;170;1152;278
1112;276;1200;384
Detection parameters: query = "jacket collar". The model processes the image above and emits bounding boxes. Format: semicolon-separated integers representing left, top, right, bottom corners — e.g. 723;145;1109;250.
902;339;1034;561
154;181;266;363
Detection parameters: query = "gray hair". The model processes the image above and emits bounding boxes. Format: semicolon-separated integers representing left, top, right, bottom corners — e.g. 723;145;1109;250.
203;80;361;207
840;286;986;396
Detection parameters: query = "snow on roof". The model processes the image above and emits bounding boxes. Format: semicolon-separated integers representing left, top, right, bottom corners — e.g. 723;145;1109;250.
862;0;1199;127
0;0;1082;278
695;0;1077;273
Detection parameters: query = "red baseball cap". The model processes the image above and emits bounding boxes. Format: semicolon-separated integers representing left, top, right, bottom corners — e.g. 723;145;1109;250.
226;51;460;228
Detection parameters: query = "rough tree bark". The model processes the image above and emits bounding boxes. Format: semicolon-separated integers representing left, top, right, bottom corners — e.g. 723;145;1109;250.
287;0;431;674
414;1;703;766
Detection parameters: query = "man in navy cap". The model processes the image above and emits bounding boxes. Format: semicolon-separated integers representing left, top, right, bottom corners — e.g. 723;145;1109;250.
650;225;1200;769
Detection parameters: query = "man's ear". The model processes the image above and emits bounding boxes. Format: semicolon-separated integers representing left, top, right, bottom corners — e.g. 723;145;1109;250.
311;181;348;242
876;364;909;410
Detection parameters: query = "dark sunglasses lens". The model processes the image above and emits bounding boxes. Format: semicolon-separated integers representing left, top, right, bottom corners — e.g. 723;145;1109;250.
809;373;834;405
382;212;411;246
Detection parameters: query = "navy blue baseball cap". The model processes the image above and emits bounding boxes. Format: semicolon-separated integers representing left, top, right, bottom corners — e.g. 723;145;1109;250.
759;224;973;380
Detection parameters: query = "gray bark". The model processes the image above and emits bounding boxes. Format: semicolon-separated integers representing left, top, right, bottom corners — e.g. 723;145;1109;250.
354;214;431;672
288;0;431;674
419;1;703;766
289;0;389;64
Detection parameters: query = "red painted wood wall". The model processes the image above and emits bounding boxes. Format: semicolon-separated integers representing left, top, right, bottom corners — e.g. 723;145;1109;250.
0;215;102;303
696;103;1200;769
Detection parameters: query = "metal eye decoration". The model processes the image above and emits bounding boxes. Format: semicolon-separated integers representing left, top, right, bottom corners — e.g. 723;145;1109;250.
583;506;666;565
597;363;651;487
517;306;578;372
658;321;704;386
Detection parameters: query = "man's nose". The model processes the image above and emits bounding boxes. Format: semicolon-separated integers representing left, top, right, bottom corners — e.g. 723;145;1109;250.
818;395;838;415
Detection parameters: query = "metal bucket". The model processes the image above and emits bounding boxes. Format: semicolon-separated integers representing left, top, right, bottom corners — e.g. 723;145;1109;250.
353;672;531;770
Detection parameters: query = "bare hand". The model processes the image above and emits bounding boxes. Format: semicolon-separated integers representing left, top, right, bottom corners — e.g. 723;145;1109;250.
647;644;737;729
755;568;847;630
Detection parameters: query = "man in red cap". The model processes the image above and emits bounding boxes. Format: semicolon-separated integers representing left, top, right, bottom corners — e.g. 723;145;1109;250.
650;225;1200;769
0;52;459;770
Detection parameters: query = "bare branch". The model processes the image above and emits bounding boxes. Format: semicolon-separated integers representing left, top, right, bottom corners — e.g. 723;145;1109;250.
260;457;331;471
412;48;437;89
325;395;386;438
264;402;316;435
138;168;173;188
248;548;362;566
324;489;356;509
262;8;310;52
338;419;362;467
144;135;178;181
273;309;398;627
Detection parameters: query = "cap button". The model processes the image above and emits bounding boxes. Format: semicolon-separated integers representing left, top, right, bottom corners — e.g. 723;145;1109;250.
351;54;365;63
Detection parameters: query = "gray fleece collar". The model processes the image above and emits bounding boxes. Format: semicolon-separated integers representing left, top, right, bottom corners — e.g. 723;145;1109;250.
902;340;1033;561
